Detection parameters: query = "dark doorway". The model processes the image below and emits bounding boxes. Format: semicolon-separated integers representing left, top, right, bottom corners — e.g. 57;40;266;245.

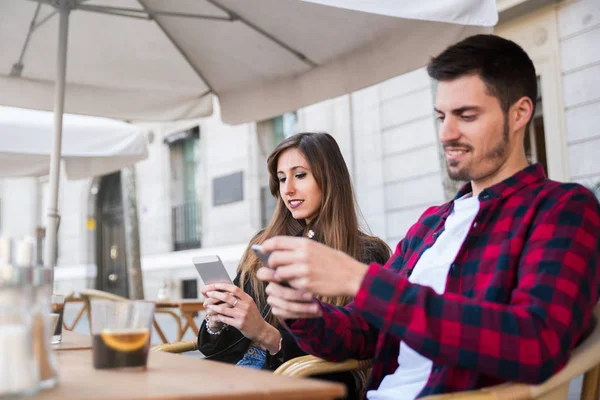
96;172;129;298
181;279;198;299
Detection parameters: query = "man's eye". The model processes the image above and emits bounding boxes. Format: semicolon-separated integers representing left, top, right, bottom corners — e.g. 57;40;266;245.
436;115;445;122
461;115;476;121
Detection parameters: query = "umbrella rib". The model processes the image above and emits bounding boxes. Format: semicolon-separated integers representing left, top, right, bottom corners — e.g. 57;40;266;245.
11;2;42;76
26;1;108;33
205;0;317;68
75;4;233;21
32;9;58;30
136;0;216;94
17;1;85;76
76;6;150;20
26;0;91;31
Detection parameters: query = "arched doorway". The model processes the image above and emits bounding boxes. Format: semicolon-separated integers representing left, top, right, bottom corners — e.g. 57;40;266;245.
96;172;128;297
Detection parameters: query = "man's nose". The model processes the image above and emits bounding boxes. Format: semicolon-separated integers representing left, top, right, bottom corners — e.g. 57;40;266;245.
439;117;461;144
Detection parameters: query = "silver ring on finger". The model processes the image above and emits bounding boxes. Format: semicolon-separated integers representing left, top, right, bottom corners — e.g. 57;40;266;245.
233;298;239;307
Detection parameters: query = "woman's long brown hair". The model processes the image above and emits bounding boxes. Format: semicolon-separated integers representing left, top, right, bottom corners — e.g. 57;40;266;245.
238;132;389;326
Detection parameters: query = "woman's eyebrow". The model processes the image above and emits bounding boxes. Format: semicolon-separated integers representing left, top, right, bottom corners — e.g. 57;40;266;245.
277;166;307;174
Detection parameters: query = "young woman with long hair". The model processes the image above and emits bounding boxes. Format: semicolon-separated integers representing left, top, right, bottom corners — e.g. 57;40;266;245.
198;132;390;393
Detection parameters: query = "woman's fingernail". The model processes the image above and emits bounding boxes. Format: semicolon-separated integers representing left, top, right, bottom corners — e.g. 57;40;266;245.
311;305;319;313
302;292;312;300
206;305;213;310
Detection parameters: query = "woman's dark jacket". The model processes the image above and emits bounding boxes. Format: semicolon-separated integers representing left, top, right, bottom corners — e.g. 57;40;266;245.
197;236;390;396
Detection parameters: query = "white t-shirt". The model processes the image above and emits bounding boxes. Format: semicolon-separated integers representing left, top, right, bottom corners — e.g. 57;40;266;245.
367;194;480;400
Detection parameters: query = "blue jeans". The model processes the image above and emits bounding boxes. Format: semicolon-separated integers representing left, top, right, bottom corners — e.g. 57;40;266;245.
236;345;266;369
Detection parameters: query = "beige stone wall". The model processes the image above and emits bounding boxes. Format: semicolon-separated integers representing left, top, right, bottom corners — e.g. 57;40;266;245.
558;0;600;193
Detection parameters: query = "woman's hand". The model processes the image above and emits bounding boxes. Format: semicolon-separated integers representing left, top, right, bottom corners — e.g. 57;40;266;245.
203;283;277;348
203;297;230;331
200;284;234;331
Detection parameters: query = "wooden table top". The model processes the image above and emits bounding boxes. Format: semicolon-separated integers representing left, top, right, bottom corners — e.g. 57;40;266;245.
33;348;345;400
52;330;92;351
66;296;205;312
155;299;205;312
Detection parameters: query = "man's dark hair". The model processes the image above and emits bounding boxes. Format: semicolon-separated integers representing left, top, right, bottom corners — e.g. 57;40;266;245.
427;34;537;119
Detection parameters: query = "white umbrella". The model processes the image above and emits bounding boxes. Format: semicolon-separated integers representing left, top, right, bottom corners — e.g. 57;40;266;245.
0;106;148;180
2;0;497;124
0;0;497;267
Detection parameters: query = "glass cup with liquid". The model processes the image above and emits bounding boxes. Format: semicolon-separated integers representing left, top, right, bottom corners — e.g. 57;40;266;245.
90;301;155;370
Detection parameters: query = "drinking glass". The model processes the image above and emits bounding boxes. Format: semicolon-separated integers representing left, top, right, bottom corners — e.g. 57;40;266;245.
0;266;38;396
90;301;155;370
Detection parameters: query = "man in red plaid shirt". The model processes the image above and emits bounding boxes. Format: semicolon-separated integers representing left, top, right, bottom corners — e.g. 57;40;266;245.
251;35;600;399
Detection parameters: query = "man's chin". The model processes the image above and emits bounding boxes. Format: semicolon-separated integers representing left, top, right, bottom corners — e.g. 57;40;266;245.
447;166;470;182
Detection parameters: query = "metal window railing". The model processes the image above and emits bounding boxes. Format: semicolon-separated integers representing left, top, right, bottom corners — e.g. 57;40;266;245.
171;202;201;251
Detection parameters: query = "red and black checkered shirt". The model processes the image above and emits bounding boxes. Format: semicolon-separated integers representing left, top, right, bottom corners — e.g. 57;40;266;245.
285;164;600;398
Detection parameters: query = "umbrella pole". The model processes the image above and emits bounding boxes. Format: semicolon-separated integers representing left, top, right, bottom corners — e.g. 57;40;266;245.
44;0;70;270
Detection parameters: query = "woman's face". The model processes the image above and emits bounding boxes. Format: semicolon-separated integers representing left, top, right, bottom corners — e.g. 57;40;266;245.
276;148;322;223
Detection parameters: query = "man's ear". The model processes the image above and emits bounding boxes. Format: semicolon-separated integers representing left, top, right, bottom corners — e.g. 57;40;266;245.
510;96;534;133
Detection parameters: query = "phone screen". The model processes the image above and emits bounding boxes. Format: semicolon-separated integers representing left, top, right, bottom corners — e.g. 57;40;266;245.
192;255;233;285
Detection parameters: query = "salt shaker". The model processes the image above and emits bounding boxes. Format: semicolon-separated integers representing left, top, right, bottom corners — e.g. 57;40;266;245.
0;265;39;397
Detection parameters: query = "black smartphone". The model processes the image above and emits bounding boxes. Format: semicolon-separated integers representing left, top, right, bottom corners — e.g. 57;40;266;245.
252;244;291;288
251;244;271;266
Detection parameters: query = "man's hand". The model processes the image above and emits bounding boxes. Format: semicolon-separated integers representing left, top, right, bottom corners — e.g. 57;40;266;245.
259;236;368;296
264;281;323;319
256;236;369;318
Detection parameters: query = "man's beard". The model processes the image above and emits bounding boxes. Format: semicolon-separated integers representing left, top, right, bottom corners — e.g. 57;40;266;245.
446;118;509;182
